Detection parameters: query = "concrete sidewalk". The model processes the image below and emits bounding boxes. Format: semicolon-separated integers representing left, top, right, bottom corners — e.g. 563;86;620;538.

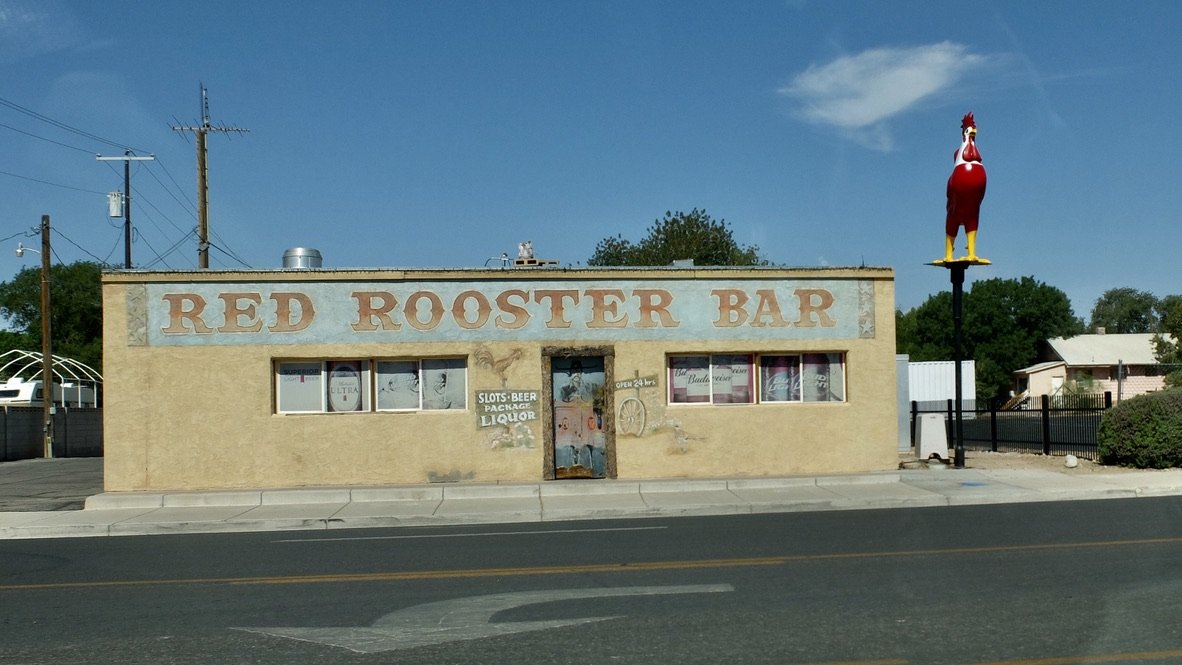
4;456;1182;540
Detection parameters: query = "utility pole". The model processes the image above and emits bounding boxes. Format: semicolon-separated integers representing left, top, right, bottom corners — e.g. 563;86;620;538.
40;215;52;458
172;84;249;268
96;151;155;269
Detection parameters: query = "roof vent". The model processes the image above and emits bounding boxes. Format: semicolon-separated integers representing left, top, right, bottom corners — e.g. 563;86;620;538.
283;247;322;269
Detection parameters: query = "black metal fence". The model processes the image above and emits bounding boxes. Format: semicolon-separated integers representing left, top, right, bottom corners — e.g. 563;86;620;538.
0;406;103;461
910;393;1112;460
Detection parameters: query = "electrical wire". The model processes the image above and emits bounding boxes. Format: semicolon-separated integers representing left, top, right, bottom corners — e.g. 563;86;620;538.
208;241;253;269
3;96;251;271
51;227;111;266
0;121;96;154
141;229;197;269
0;168;107;195
0;95;148;153
134;232;173;270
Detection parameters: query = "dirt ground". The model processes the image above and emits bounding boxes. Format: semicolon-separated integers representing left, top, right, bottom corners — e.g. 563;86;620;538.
904;450;1142;474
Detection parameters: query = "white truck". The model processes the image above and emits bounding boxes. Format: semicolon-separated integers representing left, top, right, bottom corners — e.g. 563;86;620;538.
0;377;98;408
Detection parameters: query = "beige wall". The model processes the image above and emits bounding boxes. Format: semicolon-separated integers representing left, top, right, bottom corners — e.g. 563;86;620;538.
103;267;898;491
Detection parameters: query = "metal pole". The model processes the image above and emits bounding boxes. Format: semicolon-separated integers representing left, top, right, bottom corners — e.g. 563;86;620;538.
40;215;53;459
951;264;966;468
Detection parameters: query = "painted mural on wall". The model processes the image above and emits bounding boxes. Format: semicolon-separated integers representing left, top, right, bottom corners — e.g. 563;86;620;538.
486;422;536;450
475;390;540;429
551;357;606;479
138;277;877;346
473;344;523;387
614;374;657;436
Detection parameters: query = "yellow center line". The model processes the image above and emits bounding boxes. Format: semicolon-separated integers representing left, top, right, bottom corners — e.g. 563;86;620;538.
3;536;1181;592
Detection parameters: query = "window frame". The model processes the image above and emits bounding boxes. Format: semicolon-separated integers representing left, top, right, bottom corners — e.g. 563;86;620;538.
275;357;467;415
667;352;847;406
667;354;756;406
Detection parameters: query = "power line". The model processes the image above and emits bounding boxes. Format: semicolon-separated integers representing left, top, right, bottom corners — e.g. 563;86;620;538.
51;227;112;266
142;228;197;269
142;160;198;218
0;168;107;195
0;94;149;153
0;121;96;154
208;239;252;269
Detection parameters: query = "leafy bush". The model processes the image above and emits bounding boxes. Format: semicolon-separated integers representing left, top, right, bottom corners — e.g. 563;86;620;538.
1097;389;1182;468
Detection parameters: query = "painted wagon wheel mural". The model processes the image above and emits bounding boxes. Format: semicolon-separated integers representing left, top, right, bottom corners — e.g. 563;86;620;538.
617;395;646;436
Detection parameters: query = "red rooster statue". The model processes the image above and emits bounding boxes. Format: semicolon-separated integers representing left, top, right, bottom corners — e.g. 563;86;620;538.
942;112;988;264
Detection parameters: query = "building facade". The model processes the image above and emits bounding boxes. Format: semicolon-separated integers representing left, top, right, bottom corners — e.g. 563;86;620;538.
102;266;898;491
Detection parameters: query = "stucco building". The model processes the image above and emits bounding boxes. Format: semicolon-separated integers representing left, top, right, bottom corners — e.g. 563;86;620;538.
101;266;898;491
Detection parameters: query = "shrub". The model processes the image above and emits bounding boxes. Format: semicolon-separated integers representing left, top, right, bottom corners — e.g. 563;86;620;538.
1097;389;1182;468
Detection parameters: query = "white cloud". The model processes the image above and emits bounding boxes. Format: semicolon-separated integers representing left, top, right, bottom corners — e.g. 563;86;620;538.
781;42;988;149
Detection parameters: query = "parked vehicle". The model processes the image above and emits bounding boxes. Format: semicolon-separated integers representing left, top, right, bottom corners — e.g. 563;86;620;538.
0;377;98;408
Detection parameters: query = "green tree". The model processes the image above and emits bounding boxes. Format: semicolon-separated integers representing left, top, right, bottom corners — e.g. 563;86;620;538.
588;209;765;266
896;292;954;362
896;276;1084;399
1089;287;1160;333
1154;294;1182;388
0;261;103;372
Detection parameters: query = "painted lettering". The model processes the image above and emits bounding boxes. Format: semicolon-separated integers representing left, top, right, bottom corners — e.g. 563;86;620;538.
161;293;214;334
751;289;790;327
711;289;749;327
269;292;315;333
533;289;579;329
452;290;492;330
404;291;445;331
494;289;530;330
351;291;401;331
478;411;539;426
635;289;678;328
584;288;628;329
152;282;850;340
217;292;264;333
794;288;837;328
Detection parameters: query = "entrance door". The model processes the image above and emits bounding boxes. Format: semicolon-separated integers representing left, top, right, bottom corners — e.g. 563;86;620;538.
551;356;606;479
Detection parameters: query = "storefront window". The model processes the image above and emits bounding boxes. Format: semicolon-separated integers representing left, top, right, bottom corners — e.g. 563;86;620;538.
802;353;845;402
759;355;802;402
276;361;326;413
669;355;754;405
421;358;466;410
669;353;846;405
669;356;710;404
375;358;467;411
326;360;369;412
278;358;463;414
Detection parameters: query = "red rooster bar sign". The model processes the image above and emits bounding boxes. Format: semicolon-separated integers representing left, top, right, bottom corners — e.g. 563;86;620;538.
937;112;989;265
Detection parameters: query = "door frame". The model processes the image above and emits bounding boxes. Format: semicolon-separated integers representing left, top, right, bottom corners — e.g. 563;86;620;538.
541;345;616;480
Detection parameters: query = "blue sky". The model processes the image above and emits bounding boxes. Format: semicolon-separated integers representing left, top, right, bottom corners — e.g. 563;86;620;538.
1;0;1179;320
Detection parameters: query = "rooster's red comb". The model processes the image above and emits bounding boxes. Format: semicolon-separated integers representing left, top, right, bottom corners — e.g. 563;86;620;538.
961;112;976;130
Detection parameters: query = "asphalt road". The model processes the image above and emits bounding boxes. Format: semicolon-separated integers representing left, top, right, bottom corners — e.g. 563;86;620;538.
4;498;1182;664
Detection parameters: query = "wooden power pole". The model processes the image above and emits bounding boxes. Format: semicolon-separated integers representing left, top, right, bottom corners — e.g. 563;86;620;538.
172;84;249;268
